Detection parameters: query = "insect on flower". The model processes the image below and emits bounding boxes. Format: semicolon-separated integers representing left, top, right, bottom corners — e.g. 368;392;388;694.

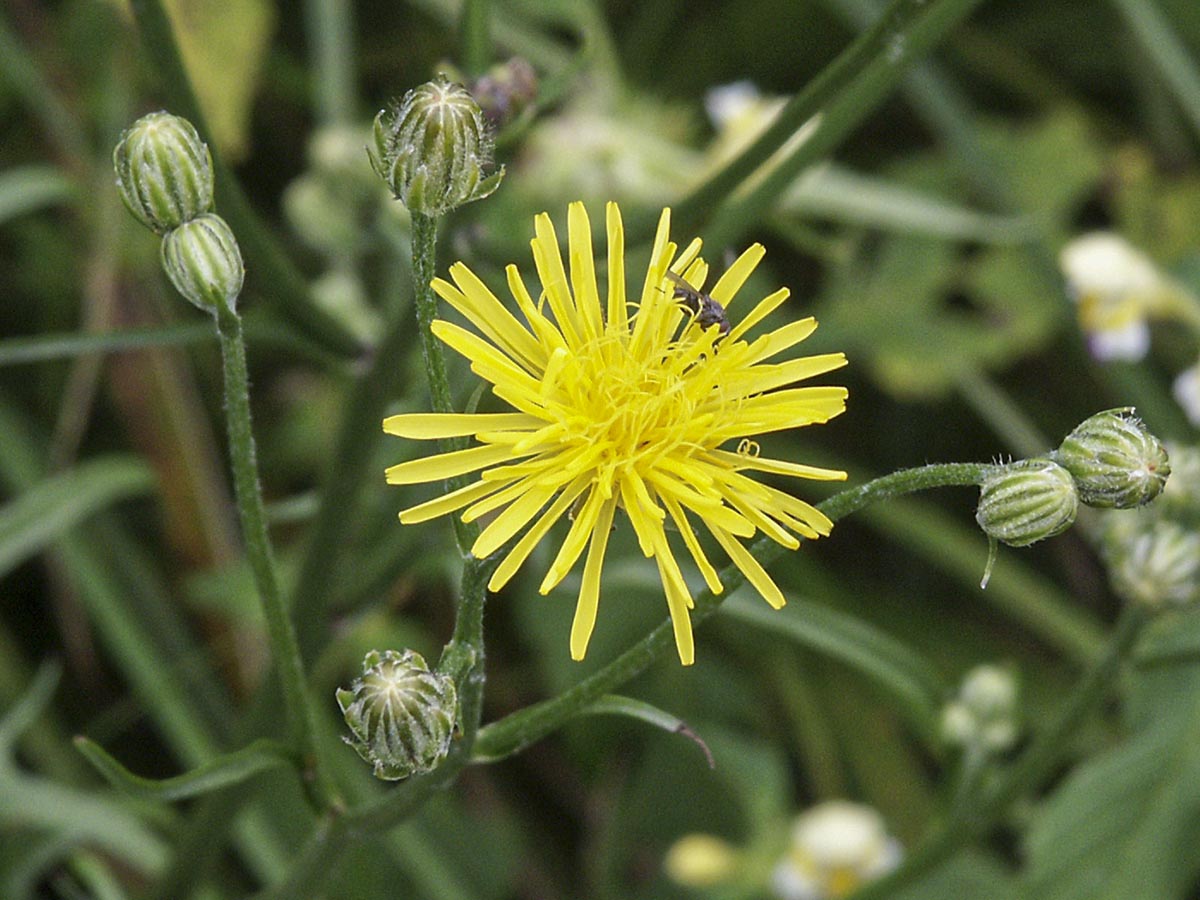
664;269;731;340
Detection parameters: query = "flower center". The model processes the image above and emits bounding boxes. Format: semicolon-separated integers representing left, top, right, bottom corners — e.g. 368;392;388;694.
547;330;704;480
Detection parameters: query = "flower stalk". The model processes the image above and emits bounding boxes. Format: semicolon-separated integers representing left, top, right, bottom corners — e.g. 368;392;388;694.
472;462;994;762
214;299;336;808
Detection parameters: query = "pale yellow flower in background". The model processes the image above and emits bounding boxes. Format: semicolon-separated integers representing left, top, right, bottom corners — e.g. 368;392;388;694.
384;201;847;664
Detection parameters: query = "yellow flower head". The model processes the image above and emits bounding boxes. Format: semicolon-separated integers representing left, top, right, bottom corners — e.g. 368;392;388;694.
384;201;848;664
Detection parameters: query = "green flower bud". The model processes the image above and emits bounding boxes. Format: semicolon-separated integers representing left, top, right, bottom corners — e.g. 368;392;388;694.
336;649;457;780
1110;519;1200;609
1056;408;1170;508
160;214;244;314
976;459;1078;547
369;76;504;215
113;111;214;234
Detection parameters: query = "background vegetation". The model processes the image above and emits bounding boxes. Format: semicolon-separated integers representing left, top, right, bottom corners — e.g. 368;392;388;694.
3;0;1200;897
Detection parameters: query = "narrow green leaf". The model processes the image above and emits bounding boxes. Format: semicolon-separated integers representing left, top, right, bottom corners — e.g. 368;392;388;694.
0;660;62;756
1110;0;1200;142
721;593;945;739
0;166;75;224
74;737;293;802
784;164;1033;243
0;457;155;580
0;318;346;371
575;694;714;768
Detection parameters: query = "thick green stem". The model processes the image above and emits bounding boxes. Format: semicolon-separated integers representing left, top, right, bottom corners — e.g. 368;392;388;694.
472;463;994;761
213;301;335;808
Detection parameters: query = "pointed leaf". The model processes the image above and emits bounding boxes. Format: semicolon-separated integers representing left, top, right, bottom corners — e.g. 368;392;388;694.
575;694;714;768
74;737;293;802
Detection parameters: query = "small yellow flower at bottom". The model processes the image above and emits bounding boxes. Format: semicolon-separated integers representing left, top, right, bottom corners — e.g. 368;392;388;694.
384;201;848;664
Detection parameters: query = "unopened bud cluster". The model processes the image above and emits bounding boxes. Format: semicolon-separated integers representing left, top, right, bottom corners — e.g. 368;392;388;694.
336;649;458;780
1099;441;1200;610
369;76;503;216
941;664;1019;754
977;409;1169;548
113;112;243;315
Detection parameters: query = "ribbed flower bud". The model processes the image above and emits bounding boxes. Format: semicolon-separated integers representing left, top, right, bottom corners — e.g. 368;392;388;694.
113;111;214;234
336;649;457;780
976;459;1078;547
159;214;244;314
1110;520;1200;609
1055;408;1170;508
368;76;503;215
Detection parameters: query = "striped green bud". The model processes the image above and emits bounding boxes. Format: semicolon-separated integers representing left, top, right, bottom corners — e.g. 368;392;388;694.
160;214;244;314
113;111;214;234
976;458;1078;547
336;649;457;781
369;76;503;215
1055;408;1170;508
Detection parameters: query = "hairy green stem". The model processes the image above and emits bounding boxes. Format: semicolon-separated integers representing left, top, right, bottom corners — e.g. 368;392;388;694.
409;211;489;737
257;462;999;894
473;463;994;761
213;301;335;808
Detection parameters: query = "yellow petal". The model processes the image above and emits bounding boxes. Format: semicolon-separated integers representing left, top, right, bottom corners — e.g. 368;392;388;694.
726;287;788;343
487;476;591;592
605;201;627;332
569;495;617;660
662;494;723;594
532;211;582;348
383;412;542;439
709;243;765;308
399;478;507;524
709;526;786;610
706;448;847;482
385;442;516;485
540;485;606;594
471;484;557;558
567;201;603;342
440;263;546;371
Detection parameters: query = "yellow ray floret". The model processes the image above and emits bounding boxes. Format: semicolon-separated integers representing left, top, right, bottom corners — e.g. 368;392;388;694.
385;200;848;665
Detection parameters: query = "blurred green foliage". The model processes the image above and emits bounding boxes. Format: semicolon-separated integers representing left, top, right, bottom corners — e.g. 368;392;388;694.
3;0;1200;898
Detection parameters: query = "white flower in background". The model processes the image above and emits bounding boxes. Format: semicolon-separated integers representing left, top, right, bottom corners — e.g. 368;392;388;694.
941;664;1019;753
1059;232;1170;362
1173;365;1200;428
771;801;902;900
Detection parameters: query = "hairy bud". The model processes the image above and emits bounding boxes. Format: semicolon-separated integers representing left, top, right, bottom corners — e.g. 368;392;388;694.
336;649;457;780
1055;408;1170;508
113;111;214;234
159;214;244;314
368;76;503;215
976;459;1078;547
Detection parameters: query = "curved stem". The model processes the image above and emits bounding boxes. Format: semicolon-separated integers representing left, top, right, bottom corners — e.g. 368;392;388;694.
473;462;994;761
213;301;336;809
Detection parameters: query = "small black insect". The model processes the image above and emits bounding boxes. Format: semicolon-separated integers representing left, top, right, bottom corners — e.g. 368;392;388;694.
664;270;731;340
